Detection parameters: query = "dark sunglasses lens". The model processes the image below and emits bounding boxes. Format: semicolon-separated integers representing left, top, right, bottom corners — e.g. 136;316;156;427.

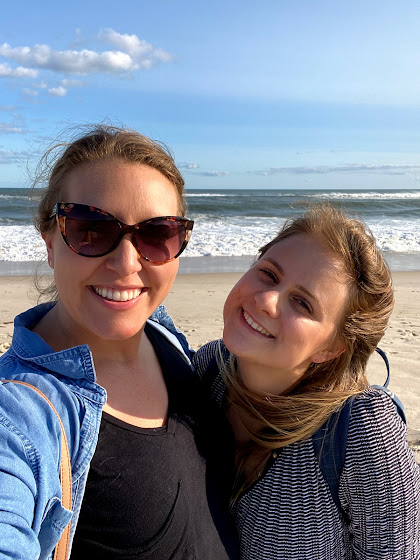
64;207;121;256
135;219;187;262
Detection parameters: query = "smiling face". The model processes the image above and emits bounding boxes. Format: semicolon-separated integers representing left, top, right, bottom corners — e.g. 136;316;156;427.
222;234;350;395
43;159;181;349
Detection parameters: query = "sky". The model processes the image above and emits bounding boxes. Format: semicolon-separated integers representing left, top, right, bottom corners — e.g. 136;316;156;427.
1;0;419;190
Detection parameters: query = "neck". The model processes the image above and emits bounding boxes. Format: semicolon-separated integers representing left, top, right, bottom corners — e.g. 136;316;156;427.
33;300;145;363
236;357;307;396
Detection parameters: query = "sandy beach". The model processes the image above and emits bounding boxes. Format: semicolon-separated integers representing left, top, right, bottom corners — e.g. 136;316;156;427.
1;271;419;459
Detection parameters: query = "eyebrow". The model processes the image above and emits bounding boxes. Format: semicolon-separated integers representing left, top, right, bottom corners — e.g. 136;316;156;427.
263;257;321;307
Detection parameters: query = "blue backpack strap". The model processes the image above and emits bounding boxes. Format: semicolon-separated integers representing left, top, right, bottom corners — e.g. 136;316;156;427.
312;396;354;520
372;348;406;423
313;347;406;519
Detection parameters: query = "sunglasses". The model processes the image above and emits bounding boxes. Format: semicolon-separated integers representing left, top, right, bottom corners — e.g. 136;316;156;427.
52;203;194;264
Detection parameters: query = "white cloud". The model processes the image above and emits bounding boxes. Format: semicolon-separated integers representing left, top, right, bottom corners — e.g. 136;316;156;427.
178;162;199;170
0;63;38;78
0;149;30;163
198;170;230;177
0;30;174;100
175;166;229;177
61;78;86;88
0;43;133;75
254;163;420;176
70;28;84;48
0;30;172;76
0;123;24;133
22;88;38;96
98;28;172;64
48;86;67;97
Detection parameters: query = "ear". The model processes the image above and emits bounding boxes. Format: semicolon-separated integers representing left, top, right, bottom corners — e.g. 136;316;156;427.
42;231;55;270
310;339;346;365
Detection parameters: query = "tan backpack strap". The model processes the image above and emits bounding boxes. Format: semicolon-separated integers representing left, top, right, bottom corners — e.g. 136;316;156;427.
3;380;72;560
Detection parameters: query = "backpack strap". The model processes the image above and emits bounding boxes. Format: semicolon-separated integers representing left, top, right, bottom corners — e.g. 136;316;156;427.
312;347;406;520
312;396;354;520
372;348;406;423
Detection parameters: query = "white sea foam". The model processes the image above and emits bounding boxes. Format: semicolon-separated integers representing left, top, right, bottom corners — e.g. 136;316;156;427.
186;190;420;200
0;194;32;201
0;226;47;262
310;191;420;200
186;193;231;197
184;218;420;257
0;219;419;264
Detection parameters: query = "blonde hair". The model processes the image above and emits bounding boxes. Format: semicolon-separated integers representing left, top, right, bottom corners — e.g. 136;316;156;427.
222;204;394;499
31;124;185;299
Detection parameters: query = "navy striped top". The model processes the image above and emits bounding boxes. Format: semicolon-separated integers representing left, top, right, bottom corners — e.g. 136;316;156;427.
194;341;420;560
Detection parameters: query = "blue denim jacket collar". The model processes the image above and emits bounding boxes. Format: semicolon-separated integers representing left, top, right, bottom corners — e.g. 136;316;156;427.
12;302;97;382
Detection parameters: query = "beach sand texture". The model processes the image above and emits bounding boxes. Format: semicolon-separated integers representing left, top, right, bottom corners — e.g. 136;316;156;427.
0;271;419;461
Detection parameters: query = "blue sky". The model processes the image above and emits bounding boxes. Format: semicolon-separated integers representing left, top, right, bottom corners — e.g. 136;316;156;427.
1;0;419;190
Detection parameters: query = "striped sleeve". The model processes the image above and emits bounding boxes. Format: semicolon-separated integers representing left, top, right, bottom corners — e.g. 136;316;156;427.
340;389;420;558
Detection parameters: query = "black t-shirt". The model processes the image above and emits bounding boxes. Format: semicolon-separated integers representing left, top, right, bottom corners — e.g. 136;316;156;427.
70;323;238;559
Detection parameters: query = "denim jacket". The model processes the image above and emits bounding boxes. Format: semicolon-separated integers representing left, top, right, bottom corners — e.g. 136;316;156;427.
0;303;191;560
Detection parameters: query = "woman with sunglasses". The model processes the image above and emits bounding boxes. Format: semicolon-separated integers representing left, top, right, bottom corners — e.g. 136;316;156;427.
0;125;238;559
190;206;419;559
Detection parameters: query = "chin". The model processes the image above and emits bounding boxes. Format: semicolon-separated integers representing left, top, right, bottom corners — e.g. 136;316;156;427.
89;322;144;341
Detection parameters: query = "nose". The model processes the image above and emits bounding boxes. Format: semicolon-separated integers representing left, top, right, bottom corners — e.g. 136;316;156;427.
254;289;281;318
105;234;143;276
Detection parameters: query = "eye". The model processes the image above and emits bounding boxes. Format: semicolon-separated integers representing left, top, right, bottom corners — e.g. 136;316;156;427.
294;297;312;314
260;268;278;282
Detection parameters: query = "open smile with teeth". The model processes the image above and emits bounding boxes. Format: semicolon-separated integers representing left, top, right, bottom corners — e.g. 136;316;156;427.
93;286;143;302
243;310;273;338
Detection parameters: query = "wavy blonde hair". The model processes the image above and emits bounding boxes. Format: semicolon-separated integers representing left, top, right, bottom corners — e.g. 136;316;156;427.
221;204;394;499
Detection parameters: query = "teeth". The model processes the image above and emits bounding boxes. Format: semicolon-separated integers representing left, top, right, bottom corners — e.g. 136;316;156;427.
93;287;141;302
243;310;272;337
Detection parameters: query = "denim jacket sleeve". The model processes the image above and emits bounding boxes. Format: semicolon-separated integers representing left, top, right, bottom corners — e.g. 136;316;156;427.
0;380;73;560
0;421;42;559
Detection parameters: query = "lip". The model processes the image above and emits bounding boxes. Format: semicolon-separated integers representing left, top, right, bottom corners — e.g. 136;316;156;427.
241;309;274;338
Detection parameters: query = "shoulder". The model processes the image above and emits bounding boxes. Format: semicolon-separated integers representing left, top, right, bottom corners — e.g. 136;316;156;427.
0;372;89;473
192;341;229;407
0;378;72;489
147;305;193;360
339;389;420;554
349;387;406;433
146;319;192;366
192;340;225;379
0;374;78;435
346;387;413;466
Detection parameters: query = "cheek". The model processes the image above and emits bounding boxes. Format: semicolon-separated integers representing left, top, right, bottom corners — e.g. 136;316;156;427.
287;317;319;345
53;255;83;292
155;260;179;290
223;287;239;322
52;243;95;291
222;300;230;323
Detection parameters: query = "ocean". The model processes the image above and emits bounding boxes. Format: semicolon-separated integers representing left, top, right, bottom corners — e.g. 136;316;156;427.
0;187;419;274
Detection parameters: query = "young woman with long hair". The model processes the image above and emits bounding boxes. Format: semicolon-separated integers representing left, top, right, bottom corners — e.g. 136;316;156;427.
193;205;420;559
